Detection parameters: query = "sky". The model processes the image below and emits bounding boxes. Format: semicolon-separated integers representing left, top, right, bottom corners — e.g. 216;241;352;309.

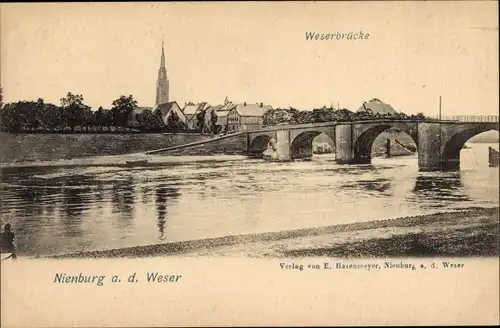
1;2;498;116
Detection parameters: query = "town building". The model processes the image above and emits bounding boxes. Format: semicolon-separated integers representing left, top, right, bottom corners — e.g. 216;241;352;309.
155;101;187;126
182;102;211;130
215;98;235;130
202;104;223;132
357;98;397;115
155;41;169;108
226;102;273;131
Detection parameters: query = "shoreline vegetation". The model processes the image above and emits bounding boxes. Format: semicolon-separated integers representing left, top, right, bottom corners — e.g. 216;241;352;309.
47;207;499;259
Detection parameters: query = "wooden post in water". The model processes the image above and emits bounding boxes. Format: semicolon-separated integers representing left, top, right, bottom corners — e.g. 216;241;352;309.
386;138;391;158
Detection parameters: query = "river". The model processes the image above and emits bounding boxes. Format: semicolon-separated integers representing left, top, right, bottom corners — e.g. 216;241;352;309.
0;143;498;257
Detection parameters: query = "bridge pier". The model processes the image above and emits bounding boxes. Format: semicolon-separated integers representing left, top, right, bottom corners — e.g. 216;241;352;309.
416;122;498;171
275;130;292;161
418;123;444;171
335;124;355;164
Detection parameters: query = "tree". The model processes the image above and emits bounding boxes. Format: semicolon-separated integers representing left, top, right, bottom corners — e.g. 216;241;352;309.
31;98;47;131
110;95;138;131
263;108;299;126
210;110;221;134
94;106;114;132
336;108;354;121
310;107;338;123
0;87;3;109
82;107;95;131
295;110;313;124
165;111;185;133
102;108;114;131
0;103;23;132
41;104;64;132
196;110;206;132
137;109;161;132
60;92;90;132
415;112;426;120
0;101;40;132
20;101;39;131
94;107;106;131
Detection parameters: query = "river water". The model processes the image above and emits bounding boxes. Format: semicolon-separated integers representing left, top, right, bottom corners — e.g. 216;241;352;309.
0;143;498;256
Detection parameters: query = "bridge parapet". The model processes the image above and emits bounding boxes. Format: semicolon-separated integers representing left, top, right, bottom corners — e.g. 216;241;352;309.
255;117;498;133
429;115;499;123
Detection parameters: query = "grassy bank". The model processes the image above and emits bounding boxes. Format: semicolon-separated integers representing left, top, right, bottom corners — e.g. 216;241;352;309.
0;132;213;163
49;207;499;259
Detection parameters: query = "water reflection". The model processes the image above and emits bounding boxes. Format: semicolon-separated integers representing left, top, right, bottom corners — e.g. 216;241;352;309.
409;173;470;208
140;185;153;205
111;176;136;222
155;184;181;240
340;178;393;196
61;187;87;237
10;187;44;253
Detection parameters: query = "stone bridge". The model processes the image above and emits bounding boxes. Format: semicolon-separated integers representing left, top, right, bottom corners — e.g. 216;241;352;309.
247;117;499;171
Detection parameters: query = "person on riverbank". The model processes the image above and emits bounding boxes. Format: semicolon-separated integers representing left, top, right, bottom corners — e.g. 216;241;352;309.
0;223;17;259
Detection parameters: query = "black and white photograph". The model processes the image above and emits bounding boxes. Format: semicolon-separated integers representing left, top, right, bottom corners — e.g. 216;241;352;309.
1;2;498;326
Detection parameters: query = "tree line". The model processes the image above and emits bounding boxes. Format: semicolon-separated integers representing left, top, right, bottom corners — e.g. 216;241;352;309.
262;107;431;126
1;93;153;133
0;92;221;134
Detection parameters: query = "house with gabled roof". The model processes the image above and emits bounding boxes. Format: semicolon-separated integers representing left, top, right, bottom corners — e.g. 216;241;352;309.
182;102;211;130
154;101;188;126
357;98;398;115
199;104;224;133
215;99;236;129
227;102;273;131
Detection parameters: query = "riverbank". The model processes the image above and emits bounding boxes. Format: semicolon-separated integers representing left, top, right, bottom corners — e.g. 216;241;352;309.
49;207;499;259
0;132;214;164
0;153;250;171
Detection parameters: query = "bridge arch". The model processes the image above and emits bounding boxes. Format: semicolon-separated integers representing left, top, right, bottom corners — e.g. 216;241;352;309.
440;124;499;170
353;122;419;164
290;129;336;159
249;132;276;154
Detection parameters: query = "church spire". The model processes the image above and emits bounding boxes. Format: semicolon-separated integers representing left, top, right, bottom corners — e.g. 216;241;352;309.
160;41;165;69
155;40;169;107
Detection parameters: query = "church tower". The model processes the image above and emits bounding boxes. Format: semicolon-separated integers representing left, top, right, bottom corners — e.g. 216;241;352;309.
155;41;169;106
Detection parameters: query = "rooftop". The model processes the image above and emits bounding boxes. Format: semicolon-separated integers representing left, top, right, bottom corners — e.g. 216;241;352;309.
357;98;397;114
233;103;273;116
183;102;210;116
155;101;181;116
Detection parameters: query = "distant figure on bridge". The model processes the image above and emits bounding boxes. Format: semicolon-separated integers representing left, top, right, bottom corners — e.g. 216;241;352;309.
0;223;17;259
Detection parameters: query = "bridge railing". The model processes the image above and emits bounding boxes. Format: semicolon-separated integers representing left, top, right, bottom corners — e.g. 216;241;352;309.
429;115;499;123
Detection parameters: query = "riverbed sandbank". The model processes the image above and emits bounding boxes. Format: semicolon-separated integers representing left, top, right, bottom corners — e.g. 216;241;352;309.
49;207;499;259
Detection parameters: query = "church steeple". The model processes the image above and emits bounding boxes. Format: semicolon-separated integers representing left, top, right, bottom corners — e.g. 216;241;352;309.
160;41;165;69
155;40;169;107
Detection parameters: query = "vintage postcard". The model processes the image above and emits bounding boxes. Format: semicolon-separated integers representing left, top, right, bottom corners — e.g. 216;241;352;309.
1;1;499;327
